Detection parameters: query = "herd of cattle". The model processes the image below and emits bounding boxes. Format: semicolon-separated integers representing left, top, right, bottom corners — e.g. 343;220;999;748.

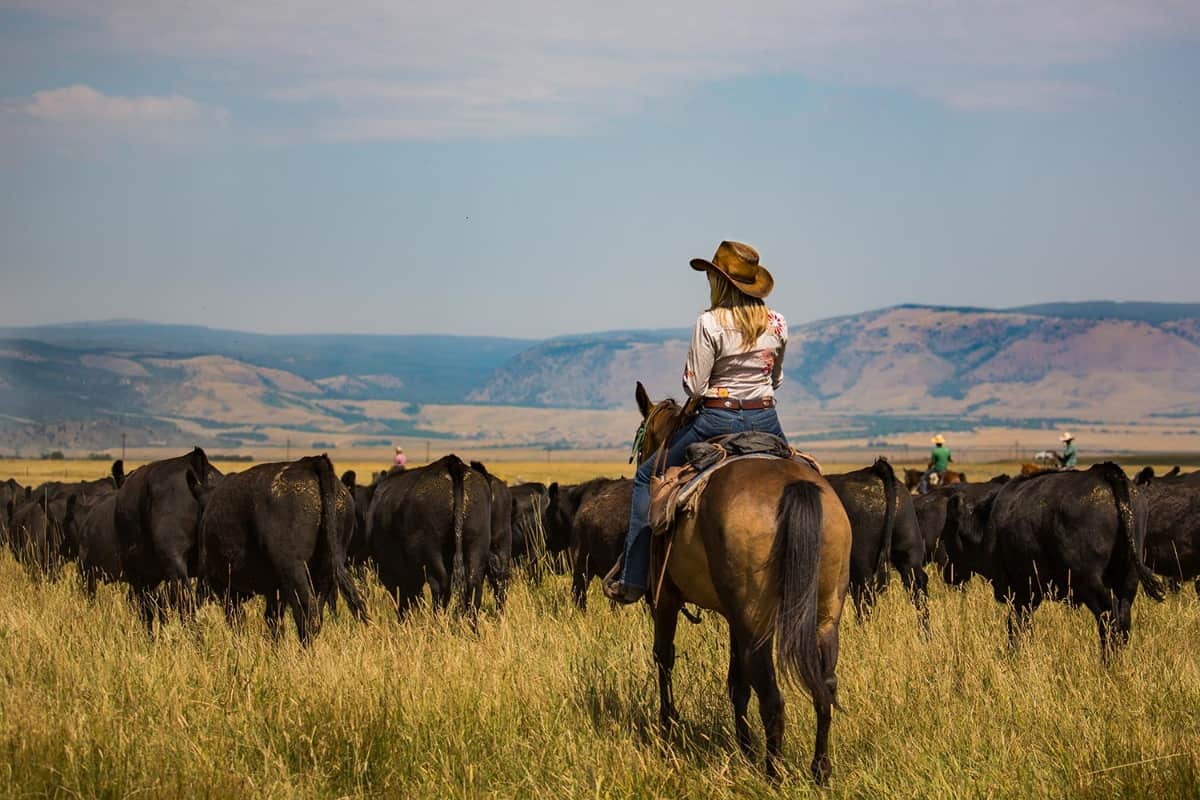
1;449;1197;654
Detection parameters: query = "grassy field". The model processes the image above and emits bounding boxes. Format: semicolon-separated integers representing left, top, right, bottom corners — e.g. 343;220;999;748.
1;458;1198;798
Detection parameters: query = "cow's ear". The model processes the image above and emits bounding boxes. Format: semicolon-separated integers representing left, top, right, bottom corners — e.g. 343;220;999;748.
635;381;652;419
341;470;357;490
111;460;125;487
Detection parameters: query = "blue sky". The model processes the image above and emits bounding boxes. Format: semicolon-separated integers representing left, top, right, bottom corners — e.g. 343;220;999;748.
1;2;1198;338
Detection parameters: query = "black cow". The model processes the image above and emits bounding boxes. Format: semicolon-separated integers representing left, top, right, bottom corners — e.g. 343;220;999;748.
913;477;1011;577
509;482;551;574
1134;469;1200;595
1134;466;1183;486
471;462;514;613
8;492;89;579
113;447;221;631
826;458;929;631
0;479;24;546
340;470;376;567
367;454;492;620
546;477;631;610
29;461;125;559
194;454;367;643
942;462;1165;656
8;463;122;578
77;493;121;599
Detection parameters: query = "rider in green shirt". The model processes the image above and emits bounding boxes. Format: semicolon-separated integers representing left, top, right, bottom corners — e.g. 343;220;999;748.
1059;433;1077;469
920;435;952;492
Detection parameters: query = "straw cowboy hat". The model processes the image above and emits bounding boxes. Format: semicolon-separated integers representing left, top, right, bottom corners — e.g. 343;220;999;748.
690;241;774;299
931;435;946;445
1060;432;1074;442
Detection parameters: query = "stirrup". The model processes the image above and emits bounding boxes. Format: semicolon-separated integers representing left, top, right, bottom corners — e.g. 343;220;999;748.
603;576;644;605
602;559;643;604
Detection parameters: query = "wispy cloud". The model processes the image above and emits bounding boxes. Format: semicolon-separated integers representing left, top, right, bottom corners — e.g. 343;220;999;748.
5;1;1200;140
18;84;226;126
1;84;228;151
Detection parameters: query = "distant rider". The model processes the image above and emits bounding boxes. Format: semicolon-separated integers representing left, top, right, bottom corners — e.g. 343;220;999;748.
604;241;788;604
393;446;408;469
1057;433;1076;470
919;434;952;493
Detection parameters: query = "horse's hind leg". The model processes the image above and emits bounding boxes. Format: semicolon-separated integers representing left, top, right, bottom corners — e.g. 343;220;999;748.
810;659;834;786
653;592;682;735
745;641;786;783
727;630;752;758
809;622;842;785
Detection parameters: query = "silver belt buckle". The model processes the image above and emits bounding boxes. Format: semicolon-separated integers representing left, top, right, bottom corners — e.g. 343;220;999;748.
724;400;733;408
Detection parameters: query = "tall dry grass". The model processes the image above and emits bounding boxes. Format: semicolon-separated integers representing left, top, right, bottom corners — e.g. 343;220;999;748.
0;544;1197;799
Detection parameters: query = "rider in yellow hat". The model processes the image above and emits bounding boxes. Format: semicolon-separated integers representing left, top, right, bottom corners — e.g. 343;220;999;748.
919;434;952;493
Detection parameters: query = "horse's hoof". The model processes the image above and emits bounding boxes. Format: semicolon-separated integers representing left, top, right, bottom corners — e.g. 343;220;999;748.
811;756;832;786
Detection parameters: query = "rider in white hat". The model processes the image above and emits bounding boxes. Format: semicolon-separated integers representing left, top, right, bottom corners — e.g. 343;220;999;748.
919;434;952;493
1058;433;1076;470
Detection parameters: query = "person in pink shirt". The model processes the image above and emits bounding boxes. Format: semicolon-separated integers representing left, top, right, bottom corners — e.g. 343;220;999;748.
393;446;407;468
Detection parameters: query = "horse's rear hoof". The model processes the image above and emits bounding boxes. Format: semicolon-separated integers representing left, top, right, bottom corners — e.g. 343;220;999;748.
811;756;832;786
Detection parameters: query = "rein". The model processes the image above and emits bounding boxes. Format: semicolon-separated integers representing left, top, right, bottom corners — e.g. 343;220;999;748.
629;421;647;465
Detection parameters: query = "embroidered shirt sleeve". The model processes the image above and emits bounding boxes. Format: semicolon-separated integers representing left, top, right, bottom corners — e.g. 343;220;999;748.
683;313;716;398
770;311;788;390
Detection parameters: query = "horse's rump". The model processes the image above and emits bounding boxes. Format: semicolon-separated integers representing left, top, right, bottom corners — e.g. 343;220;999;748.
664;459;848;635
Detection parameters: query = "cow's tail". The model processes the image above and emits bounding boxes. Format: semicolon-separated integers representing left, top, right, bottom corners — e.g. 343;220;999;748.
870;457;898;577
1099;462;1165;602
314;454;369;622
447;455;469;585
771;480;838;711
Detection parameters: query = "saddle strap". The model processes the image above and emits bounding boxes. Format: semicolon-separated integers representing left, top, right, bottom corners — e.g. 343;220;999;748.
652;528;676;611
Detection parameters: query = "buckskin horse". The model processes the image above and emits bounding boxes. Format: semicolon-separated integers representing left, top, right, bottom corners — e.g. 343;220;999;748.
631;383;852;784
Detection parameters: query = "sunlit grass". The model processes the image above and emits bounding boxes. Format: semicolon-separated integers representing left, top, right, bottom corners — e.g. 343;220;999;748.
0;541;1197;798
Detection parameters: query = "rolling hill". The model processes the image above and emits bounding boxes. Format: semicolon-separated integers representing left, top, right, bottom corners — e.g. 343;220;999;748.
473;305;1200;420
2;303;1199;452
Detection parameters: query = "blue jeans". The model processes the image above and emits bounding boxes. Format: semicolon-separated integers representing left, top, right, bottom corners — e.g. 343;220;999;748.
619;406;787;591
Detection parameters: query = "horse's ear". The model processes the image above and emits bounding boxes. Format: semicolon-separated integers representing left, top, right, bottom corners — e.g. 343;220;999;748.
635;381;652;419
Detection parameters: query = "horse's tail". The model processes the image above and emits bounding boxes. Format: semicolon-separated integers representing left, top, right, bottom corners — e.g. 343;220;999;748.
869;458;897;578
771;480;836;710
1097;462;1165;602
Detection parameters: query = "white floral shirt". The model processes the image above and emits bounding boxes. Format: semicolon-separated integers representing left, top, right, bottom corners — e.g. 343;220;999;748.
682;308;788;401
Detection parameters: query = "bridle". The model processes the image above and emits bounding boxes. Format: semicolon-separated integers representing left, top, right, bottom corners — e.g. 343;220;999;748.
629;400;684;467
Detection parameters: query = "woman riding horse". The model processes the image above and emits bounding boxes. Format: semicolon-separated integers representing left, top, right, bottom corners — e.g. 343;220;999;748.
603;242;852;783
606;240;790;604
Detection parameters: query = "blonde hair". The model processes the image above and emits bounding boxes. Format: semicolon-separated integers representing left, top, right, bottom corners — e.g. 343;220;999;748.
708;271;769;349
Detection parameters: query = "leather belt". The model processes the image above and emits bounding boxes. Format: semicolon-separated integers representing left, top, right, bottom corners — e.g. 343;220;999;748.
703;396;775;410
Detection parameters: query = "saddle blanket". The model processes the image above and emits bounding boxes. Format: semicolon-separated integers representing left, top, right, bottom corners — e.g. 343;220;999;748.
649;450;821;537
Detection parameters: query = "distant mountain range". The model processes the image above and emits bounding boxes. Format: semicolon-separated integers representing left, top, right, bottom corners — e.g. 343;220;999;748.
2;301;1199;451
